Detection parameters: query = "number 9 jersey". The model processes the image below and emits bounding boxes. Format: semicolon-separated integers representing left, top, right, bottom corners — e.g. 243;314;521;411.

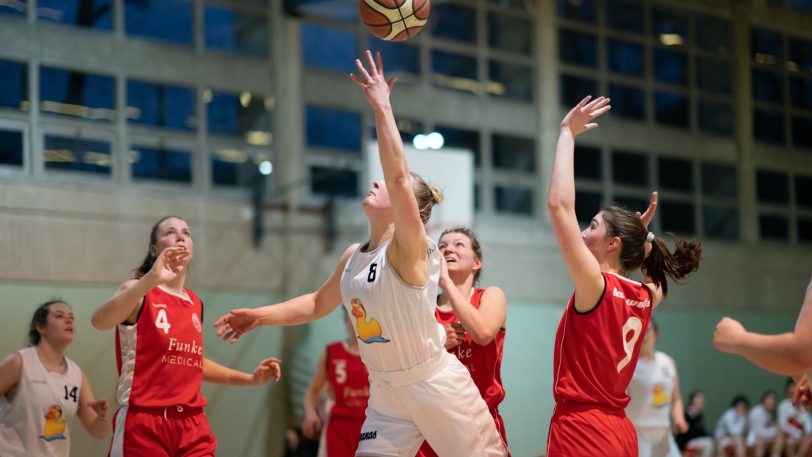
552;272;653;409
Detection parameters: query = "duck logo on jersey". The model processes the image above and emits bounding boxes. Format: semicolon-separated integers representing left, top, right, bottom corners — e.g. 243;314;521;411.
351;299;390;344
192;313;202;333
39;405;67;442
652;384;670;408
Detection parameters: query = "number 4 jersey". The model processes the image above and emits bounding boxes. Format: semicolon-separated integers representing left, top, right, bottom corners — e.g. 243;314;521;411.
553;272;653;409
115;285;207;409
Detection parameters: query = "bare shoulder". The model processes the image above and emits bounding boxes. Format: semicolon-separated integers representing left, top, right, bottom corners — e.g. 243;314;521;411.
481;286;507;304
0;352;22;371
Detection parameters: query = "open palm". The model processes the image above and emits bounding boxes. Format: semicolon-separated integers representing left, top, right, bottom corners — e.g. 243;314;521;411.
561;96;611;137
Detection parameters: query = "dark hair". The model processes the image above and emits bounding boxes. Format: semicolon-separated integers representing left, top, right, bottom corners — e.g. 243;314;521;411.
731;394;750;408
600;205;702;296
28;300;69;346
133;216;185;278
688;390;704;405
439;226;484;284
761;389;777;404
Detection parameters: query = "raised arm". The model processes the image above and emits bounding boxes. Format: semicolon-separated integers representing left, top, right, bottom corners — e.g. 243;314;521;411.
350;51;429;286
714;277;812;376
214;244;358;343
547;96;612;312
302;350;329;439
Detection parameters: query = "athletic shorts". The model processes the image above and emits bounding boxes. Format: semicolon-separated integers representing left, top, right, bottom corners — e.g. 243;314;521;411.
546;402;637;457
325;416;365;457
108;405;216;457
355;351;507;457
636;426;680;457
416;409;510;457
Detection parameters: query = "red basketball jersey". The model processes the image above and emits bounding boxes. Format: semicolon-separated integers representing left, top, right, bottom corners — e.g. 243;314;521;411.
553;272;652;409
436;288;506;411
115;286;207;409
326;341;369;420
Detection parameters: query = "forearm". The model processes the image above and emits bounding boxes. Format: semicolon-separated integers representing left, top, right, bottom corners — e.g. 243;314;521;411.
442;283;497;345
372;103;409;187
734;331;812;375
203;358;253;386
257;293;323;327
303;388;320;417
672;397;685;426
92;277;156;330
547;129;576;210
86;415;110;439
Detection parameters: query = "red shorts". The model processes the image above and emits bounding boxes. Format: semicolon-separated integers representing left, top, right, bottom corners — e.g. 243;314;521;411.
546;403;636;457
108;405;216;457
415;409;510;457
324;416;365;457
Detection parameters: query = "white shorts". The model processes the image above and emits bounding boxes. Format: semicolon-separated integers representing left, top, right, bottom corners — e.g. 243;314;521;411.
356;351;507;457
636;426;680;457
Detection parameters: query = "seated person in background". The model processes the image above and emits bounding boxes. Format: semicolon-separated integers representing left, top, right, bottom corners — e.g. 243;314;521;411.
779;379;812;457
746;390;783;457
675;391;714;457
715;395;749;457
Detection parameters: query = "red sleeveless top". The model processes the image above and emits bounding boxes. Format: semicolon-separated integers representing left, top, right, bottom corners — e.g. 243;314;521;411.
326;341;369;420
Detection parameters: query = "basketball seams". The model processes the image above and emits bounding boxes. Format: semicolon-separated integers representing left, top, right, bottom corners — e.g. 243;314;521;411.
362;0;428;42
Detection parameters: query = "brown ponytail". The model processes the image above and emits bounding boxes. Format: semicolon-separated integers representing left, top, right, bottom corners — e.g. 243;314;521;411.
642;235;702;296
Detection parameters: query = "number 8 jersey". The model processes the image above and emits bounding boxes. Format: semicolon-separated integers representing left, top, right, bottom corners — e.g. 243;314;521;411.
553;272;653;409
115;286;207;409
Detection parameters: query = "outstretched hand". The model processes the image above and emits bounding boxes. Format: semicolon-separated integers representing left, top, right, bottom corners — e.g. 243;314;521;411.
349;50;398;108
214;308;262;344
251;357;282;385
560;96;611;137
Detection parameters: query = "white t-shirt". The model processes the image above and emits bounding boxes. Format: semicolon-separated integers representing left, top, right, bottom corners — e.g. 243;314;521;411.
715;408;747;438
778;398;812;438
0;347;82;457
627;351;677;428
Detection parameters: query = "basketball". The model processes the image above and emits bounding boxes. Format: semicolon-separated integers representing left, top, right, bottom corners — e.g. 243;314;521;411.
360;0;430;42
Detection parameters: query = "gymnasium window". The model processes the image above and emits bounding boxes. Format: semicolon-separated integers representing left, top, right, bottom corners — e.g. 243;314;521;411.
492;134;535;174
494;186;534;216
434;125;481;167
697;58;732;94
695;15;731;55
130;145;192;184
652;8;688;44
560;75;597;108
206;90;272;143
799;218;812;243
661;201;696;235
125;0;193;46
369;41;420;77
701;163;737;198
797;175;812;208
211;148;267;188
310;166;358;197
488;11;533;56
614;195;648;213
789;0;812;14
40;67;116;123
608;84;646;120
0;129;23;167
612;150;649;188
204;5;269;58
753;109;785;144
431;51;478;95
574;145;602;181
429;2;476;44
0;60;27;111
790;78;812;111
608;39;644;77
703;205;739;240
759;214;790;241
752;69;783;104
793;116;812;149
127;80;196;132
488;60;533;101
0;0;25;16
305;106;361;153
559;29;598;68
757;170;790;205
654;49;688;87
654;91;690;128
301;23;356;73
558;0;597;24
36;0;113;30
698;100;735;136
658;157;693;192
44;135;111;176
575;191;602;224
606;0;643;33
295;0;357;21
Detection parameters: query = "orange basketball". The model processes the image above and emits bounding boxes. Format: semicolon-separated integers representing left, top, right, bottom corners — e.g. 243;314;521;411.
360;0;431;42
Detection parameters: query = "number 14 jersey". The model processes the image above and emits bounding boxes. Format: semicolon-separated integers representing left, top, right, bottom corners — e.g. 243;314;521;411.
553;272;653;410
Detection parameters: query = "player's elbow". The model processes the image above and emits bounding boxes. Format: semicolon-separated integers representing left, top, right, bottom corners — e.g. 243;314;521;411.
468;328;497;346
90;311;111;331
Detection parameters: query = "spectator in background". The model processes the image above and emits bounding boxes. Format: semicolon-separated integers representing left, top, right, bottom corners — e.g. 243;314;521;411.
675;391;714;457
747;390;783;457
715;395;749;457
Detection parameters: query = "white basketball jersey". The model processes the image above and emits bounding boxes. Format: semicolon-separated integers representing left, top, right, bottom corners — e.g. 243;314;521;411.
626;351;676;428
0;347;82;457
340;237;444;373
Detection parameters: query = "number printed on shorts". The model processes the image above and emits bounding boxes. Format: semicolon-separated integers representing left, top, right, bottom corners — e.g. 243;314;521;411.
64;385;78;402
334;360;347;384
616;316;643;373
155;309;171;334
367;263;378;282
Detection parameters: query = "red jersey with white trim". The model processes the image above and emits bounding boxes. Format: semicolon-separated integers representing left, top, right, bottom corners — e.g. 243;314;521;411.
326;341;369;421
436;288;506;411
552;272;652;410
115;286;207;408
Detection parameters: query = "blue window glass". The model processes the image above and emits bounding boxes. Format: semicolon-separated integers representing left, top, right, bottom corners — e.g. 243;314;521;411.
127;80;196;131
797;175;812;208
434;125;480;166
615;196;649;214
696;15;731;55
661;201;695;235
655;92;689;128
560;75;597;107
754;109;785;144
430;3;476;44
495;186;533;215
699;100;734;136
369;41;420;75
799;218;812;243
658;157;693;192
204;6;268;58
207;91;271;141
489;61;533;101
794;116;812;148
44;135;111;175
697;58;732;94
654;49;687;86
702;163;737;198
612;150;648;188
789;0;812;13
752;69;783;104
703;205;739;240
306;106;361;152
0;130;23;167
37;0;112;30
298;0;357;22
791;78;812;110
301;23;357;73
488;12;532;55
608;40;644;77
431;51;477;93
751;28;783;64
574;145;602;181
0;60;27;110
492;134;535;173
559;29;598;68
0;1;25;16
575;191;602;224
756;170;789;204
557;0;596;23
131;145;192;183
790;38;812;73
606;0;643;33
310;166;358;197
40;67;115;122
212;149;260;188
609;84;645;120
759;214;789;240
125;0;192;45
652;9;688;44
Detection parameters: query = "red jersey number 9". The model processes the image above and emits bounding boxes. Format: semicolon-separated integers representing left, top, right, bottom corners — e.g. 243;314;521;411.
616;316;643;373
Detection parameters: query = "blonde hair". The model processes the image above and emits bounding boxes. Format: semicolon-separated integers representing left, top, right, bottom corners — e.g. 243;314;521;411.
410;171;444;224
